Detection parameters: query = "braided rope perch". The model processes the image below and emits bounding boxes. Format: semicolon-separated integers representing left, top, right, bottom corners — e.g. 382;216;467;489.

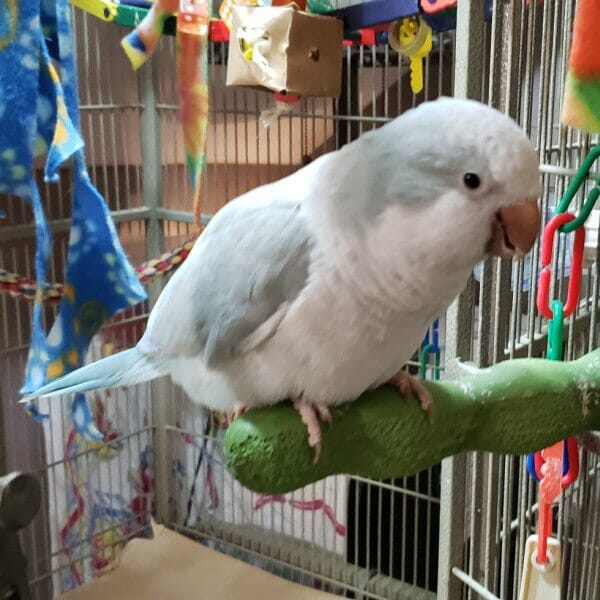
0;240;195;304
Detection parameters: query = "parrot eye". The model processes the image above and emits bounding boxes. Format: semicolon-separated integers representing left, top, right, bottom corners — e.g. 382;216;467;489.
463;173;481;189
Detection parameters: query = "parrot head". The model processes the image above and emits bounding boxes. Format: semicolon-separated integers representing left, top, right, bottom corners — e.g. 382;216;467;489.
361;97;543;266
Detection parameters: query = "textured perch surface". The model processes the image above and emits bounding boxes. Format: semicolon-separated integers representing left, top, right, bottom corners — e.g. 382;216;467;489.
223;350;600;493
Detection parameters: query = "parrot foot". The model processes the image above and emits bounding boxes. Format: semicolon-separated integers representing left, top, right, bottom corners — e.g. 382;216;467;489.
293;396;332;464
226;403;247;425
388;370;435;421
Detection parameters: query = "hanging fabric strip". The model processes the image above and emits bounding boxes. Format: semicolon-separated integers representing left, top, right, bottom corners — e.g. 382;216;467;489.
120;0;178;68
121;0;210;226
22;0;148;422
177;0;210;223
2;0;147;436
0;0;53;419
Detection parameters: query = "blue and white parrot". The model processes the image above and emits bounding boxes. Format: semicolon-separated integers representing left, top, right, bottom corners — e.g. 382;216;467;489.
24;98;542;461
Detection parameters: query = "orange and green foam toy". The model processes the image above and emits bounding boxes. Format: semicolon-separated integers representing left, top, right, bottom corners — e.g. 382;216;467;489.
562;0;600;134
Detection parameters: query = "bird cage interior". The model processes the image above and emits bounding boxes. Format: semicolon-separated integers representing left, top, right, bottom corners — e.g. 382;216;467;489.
0;1;599;599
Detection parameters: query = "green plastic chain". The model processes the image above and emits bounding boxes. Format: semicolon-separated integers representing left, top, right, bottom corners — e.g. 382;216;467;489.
547;300;565;362
419;343;441;381
554;145;600;233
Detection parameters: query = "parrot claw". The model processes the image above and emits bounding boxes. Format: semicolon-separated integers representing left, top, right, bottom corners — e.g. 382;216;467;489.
388;370;435;422
226;403;247;425
293;396;332;464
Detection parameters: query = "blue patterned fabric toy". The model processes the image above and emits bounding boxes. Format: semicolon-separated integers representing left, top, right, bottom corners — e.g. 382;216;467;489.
0;0;147;434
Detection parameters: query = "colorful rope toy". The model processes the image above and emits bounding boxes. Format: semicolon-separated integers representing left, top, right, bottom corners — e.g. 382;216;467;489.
1;241;195;304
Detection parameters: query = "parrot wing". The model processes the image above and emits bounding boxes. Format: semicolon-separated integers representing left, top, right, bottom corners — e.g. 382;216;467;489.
140;191;313;368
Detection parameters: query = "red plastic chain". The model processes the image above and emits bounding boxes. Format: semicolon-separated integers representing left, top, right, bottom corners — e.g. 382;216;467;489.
533;436;580;489
536;212;585;319
533;204;589;564
536;442;563;565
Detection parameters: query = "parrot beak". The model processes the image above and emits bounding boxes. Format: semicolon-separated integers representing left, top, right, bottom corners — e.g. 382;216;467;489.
486;199;541;258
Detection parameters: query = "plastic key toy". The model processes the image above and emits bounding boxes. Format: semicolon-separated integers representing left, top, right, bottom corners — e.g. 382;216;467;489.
389;15;432;95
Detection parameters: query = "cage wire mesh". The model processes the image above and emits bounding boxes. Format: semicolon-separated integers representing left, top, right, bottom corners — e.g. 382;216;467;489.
442;2;600;600
0;1;599;599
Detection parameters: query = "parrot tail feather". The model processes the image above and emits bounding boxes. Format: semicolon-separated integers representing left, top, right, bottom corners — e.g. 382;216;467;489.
20;347;167;401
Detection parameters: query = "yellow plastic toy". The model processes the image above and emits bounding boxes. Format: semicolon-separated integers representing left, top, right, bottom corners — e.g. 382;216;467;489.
70;0;117;22
389;15;433;95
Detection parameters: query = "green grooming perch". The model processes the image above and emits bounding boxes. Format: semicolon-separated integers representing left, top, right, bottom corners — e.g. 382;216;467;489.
223;349;600;494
